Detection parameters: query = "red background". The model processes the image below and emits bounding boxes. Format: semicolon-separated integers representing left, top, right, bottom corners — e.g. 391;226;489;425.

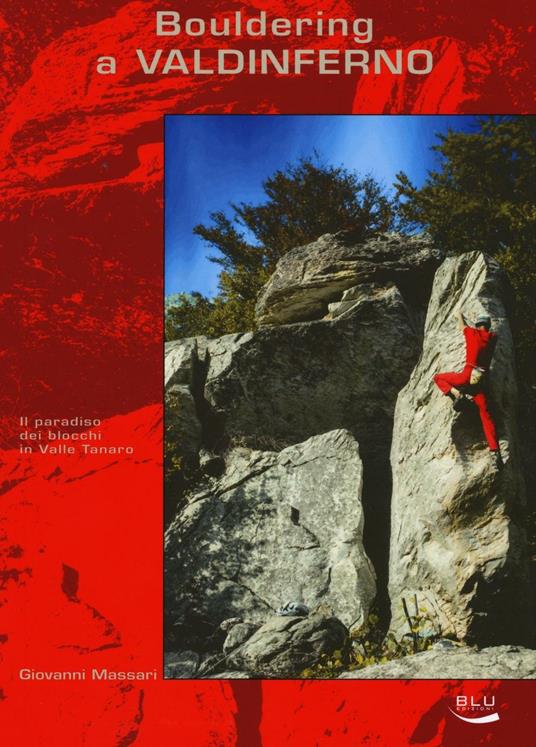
0;1;534;743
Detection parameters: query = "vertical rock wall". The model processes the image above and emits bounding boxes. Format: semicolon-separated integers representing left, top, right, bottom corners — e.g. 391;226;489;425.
389;252;531;645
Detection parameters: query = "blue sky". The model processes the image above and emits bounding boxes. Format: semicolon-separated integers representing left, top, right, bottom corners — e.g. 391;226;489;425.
165;115;479;296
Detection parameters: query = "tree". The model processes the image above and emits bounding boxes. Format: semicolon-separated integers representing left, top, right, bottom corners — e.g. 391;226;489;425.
165;290;260;340
166;157;394;340
395;116;536;380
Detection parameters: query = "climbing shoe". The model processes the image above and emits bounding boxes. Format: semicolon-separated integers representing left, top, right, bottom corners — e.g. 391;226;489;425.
452;395;470;412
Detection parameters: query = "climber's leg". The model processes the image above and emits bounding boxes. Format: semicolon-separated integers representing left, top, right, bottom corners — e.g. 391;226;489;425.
434;370;469;396
472;391;499;451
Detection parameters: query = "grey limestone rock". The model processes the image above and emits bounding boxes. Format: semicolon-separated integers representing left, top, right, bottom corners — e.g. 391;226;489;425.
219;617;243;632
389;252;530;646
164;429;375;651
255;231;442;326
227;612;350;678
164;337;208;460
223;622;261;654
205;284;420;458
165;337;202;389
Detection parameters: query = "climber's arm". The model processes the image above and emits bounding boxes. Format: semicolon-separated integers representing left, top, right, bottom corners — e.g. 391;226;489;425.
457;311;468;331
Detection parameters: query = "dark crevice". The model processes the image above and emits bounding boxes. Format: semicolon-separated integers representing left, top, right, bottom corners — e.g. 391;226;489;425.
191;346;226;452
358;446;393;631
165;343;224;526
395;269;439;314
357;282;437;634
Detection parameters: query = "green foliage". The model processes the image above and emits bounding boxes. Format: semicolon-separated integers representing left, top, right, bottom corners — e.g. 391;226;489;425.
166;157;394;340
395;117;536;254
299;599;442;679
165;291;256;340
165;274;272;341
199;157;394;270
395;116;536;383
493;244;536;377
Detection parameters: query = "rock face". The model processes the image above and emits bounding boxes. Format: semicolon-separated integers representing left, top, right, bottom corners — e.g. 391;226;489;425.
205;283;420;453
164;430;375;651
338;644;536;679
226;613;349;678
255;231;442;326
165;237;535;678
222;622;261;655
165;338;202;457
203;278;423;604
165;337;203;390
164;338;208;462
389;252;530;646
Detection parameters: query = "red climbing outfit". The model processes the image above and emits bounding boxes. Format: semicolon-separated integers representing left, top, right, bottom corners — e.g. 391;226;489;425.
434;326;499;450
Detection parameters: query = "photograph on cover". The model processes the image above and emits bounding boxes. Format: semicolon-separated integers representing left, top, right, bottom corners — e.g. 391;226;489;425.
164;115;535;680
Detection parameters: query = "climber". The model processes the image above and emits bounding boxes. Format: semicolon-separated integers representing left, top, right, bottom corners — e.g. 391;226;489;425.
433;312;502;468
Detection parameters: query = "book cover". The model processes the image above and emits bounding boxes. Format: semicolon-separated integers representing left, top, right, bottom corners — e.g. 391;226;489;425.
1;1;534;744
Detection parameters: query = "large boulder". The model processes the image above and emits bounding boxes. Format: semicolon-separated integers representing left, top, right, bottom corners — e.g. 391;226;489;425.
226;612;350;678
164;429;375;651
255;231;442;326
338;643;536;679
389;252;531;646
205;283;419;455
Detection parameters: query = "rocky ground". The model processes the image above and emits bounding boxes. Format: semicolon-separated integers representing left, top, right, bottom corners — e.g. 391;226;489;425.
338;643;536;680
